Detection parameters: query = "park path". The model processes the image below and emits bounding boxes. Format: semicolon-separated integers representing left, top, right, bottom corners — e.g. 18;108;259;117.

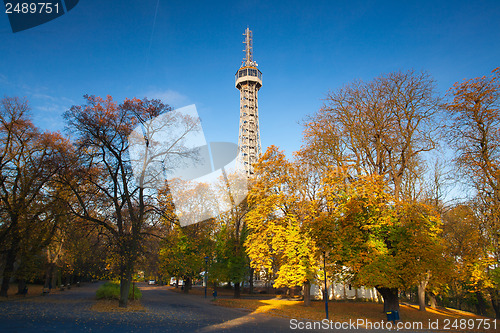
140;284;297;332
0;282;412;332
0;282;305;332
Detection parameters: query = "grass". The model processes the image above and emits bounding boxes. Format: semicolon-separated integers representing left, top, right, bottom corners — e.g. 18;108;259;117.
96;281;142;300
213;298;498;332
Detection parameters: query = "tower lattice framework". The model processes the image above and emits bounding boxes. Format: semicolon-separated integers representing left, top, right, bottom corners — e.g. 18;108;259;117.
235;28;262;176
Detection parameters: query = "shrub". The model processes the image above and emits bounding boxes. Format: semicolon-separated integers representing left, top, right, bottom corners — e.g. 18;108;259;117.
96;281;142;300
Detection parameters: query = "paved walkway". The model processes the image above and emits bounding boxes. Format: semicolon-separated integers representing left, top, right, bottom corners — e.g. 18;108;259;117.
0;283;447;332
0;282;304;332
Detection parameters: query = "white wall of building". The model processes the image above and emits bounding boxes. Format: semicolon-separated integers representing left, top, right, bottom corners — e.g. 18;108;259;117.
311;282;380;302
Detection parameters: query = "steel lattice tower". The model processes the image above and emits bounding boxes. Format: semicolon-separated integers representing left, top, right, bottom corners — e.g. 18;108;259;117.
235;28;262;176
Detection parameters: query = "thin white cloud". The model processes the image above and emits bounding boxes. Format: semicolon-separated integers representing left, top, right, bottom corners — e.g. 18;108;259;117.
32;102;67;131
32;93;58;102
32;93;75;105
0;73;9;85
142;89;190;108
0;76;73;131
30;93;75;132
35;105;64;113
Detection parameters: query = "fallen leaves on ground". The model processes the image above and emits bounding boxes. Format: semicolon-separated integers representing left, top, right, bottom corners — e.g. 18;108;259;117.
0;283;63;302
90;299;146;313
213;299;498;332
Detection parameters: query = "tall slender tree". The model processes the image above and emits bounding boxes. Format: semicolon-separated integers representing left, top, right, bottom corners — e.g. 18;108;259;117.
445;68;500;318
62;95;199;307
0;97;70;297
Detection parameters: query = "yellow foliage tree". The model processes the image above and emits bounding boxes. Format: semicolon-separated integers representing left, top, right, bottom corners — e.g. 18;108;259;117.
312;168;445;313
245;146;319;305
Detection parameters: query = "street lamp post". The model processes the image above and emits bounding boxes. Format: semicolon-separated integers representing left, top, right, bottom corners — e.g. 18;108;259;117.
323;251;329;320
204;256;209;299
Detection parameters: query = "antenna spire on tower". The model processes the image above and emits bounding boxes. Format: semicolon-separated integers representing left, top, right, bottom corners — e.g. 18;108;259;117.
243;27;254;66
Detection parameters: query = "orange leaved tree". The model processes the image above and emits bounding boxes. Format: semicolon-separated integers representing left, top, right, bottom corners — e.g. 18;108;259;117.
445;68;500;318
62;95;199;307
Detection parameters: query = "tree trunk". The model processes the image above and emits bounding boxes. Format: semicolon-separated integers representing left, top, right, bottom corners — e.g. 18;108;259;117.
119;269;132;308
44;263;55;291
183;277;191;294
234;282;241;298
57;268;63;290
249;268;254;295
418;279;428;311
51;271;57;291
491;298;500;319
0;241;19;297
376;287;400;313
475;291;487;316
488;288;500;319
303;281;311;307
17;278;26;295
429;292;437;309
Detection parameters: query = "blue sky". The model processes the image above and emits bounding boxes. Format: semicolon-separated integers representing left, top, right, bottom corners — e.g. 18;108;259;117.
1;0;499;157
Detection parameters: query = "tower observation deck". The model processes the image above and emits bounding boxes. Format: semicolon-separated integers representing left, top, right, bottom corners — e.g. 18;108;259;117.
236;28;262;176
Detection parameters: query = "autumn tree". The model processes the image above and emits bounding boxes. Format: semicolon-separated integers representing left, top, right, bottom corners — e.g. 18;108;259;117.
62;95;199;307
304;70;441;199
208;170;253;299
0;97;71;297
136;223;165;283
157;175;240;294
441;203;493;315
302;70;443;312
311;168;445;313
54;217;110;285
210;204;249;298
159;220;214;293
445;68;500;318
393;202;448;311
245;146;319;305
